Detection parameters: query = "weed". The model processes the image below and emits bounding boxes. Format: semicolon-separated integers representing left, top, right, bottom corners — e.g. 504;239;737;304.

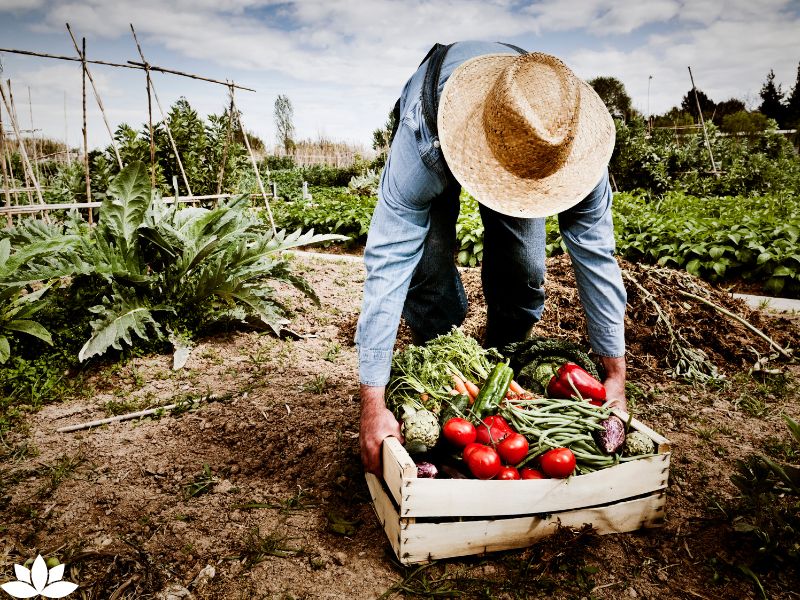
303;374;328;395
734;393;769;418
104;397;143;416
240;527;304;567
182;464;217;499
234;487;319;515
37;453;86;498
323;342;341;363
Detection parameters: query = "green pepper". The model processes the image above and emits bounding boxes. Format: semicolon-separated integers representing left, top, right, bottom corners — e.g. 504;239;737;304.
440;393;471;424
472;362;513;419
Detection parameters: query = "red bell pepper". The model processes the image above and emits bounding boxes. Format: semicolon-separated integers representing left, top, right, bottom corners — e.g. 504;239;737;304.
547;362;606;405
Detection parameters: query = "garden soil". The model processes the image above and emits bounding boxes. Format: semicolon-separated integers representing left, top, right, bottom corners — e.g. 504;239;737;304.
1;253;799;599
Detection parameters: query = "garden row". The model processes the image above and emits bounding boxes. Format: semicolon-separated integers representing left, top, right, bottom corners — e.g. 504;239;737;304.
272;186;800;297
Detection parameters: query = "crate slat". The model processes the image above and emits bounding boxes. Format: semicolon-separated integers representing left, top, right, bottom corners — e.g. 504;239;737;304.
382;437;416;507
399;453;669;517
399;492;666;564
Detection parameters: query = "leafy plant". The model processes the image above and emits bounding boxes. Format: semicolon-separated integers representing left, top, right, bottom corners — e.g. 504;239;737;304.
271;187;375;243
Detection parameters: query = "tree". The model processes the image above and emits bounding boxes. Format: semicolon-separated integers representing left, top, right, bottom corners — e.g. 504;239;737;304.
372;109;397;158
785;62;800;129
652;106;694;129
681;88;716;122
274;94;296;154
720;110;770;135
712;98;746;126
587;76;632;121
759;69;786;127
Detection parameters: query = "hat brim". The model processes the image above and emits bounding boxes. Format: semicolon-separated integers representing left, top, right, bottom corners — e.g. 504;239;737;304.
438;53;615;218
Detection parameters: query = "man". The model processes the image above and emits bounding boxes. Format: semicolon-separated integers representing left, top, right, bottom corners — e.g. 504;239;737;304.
356;42;628;474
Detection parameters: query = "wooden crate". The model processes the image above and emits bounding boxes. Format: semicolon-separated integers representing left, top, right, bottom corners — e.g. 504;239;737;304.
366;409;670;564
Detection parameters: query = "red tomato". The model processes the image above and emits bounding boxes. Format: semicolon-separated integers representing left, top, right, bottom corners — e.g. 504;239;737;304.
475;416;512;446
442;418;477;449
464;445;501;480
520;467;546;480
496;466;520;480
497;433;529;466
539;448;576;478
462;442;484;461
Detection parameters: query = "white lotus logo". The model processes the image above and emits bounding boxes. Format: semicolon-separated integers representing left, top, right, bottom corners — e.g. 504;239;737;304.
1;555;77;598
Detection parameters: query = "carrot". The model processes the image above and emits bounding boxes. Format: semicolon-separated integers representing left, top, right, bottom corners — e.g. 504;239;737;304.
509;379;526;395
463;379;481;402
452;375;468;397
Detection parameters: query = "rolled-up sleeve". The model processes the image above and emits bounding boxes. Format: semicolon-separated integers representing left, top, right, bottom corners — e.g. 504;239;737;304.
558;170;627;357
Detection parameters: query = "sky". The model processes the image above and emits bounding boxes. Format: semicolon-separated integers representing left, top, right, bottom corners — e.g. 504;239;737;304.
0;0;798;153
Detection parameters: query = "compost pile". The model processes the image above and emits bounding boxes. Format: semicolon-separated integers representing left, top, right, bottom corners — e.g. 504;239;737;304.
530;256;797;384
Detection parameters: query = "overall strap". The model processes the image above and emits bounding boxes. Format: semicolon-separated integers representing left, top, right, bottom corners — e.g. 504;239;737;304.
420;43;454;140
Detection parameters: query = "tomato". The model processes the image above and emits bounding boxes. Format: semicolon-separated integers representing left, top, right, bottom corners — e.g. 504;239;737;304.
442;418;477;449
496;466;520;480
475;415;512;446
464;445;501;480
497;433;529;466
520;467;546;480
462;442;484;461
539;447;576;478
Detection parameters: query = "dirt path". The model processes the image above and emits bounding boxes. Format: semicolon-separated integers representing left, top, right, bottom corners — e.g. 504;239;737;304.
1;254;798;599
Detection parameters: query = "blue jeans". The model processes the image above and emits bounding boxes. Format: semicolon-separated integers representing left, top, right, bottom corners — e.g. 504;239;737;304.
401;182;547;350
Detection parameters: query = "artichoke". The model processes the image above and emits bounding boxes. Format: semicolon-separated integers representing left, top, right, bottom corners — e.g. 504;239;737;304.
403;408;440;454
623;431;656;456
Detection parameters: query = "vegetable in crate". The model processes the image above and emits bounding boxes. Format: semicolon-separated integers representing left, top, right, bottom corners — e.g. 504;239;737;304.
535;361;606;405
402;408;440;454
463;444;502;480
540;447;577;478
416;462;439;478
442;417;477;448
505;337;604;395
595;415;626;454
623;432;655;456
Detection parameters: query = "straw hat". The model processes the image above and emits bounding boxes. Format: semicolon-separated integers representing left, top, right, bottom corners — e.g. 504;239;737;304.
438;52;615;218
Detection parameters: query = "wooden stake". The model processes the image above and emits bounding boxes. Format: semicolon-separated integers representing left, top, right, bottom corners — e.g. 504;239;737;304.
129;25;192;197
688;66;719;177
0;47;256;92
64;91;71;166
216;85;235;195
6;81;33;206
231;86;276;233
128;26;156;188
67;23;123;169
0;104;12;226
27;86;41;184
0;80;45;209
82;38;92;224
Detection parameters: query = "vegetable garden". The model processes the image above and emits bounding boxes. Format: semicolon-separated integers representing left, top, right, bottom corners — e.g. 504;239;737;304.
1;64;800;599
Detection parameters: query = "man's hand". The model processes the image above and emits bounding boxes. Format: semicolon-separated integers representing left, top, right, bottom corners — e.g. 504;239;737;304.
600;355;627;412
360;385;404;475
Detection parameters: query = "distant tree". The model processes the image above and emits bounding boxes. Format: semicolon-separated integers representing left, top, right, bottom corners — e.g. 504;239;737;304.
588;76;633;121
759;69;786;127
652;106;694;129
681;88;716;122
786;62;800;129
720;110;770;134
274;94;296;154
372;109;397;155
712;98;746;126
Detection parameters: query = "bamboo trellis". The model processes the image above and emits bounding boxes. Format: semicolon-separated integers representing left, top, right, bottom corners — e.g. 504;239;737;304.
0;24;280;225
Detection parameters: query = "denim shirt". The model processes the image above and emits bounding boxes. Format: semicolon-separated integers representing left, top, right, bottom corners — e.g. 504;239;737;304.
356;41;627;387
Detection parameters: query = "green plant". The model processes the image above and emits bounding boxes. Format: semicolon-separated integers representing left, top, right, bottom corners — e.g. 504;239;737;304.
271;187;375;243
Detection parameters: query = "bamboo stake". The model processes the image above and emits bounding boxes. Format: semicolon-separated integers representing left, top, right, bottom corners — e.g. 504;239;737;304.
66;23;123;169
6;81;33;206
27;86;41;183
231;85;276;233
82;38;92;224
688;66;719;178
216;86;235;195
0;104;12;226
128;26;156;188
677;290;793;359
56;394;221;433
129;25;192;197
64;91;71;166
0;47;255;91
0;80;44;208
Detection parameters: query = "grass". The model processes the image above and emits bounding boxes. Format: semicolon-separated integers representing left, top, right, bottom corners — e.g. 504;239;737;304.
36;453;86;498
303;374;328;394
182;464;217;499
234;487;320;515
240;527;304;567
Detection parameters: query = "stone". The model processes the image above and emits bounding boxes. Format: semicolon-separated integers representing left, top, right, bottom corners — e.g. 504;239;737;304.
333;551;347;566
